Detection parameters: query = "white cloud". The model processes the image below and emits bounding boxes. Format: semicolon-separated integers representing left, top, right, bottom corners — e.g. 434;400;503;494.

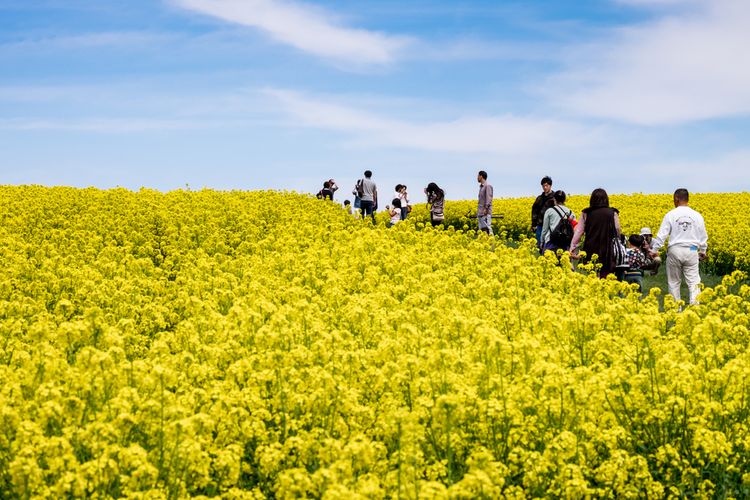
265;88;595;155
551;0;750;125
628;149;750;192
171;0;411;65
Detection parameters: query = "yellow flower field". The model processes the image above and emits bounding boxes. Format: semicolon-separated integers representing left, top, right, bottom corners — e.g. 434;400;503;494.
1;186;750;498
402;192;750;273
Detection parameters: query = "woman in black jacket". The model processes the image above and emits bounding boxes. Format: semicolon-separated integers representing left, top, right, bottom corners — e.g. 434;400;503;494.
569;188;621;278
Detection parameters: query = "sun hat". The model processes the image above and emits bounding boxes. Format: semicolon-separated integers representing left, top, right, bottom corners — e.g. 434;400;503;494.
640;227;652;236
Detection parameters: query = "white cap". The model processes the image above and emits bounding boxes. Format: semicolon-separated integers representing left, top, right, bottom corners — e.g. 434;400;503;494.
640;227;652;235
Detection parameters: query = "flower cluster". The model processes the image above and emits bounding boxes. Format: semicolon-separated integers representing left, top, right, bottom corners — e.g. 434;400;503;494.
1;186;749;498
403;193;750;273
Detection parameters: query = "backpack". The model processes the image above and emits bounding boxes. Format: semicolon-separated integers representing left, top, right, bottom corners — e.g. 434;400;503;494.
549;206;574;248
354;179;365;198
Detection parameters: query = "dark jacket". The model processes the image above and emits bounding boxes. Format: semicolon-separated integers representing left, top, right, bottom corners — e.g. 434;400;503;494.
532;192;555;227
582;207;619;274
317;188;334;200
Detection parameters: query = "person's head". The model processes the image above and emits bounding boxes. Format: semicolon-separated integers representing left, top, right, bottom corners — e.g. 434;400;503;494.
640;227;652;242
588;188;609;209
541;176;553;193
553;190;566;205
478;170;488;183
323;181;330;189
344;200;351;206
364;170;372;179
674;188;689;207
426;182;443;197
628;234;645;248
392;198;401;209
395;184;403;193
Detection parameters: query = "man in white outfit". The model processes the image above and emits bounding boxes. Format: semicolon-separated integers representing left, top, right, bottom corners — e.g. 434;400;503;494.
650;189;708;305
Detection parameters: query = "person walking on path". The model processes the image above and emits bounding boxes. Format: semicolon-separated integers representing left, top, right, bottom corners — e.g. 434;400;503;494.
425;183;445;227
532;176;555;249
477;171;494;235
358;170;378;223
540;190;576;253
569;188;621;279
649;188;708;305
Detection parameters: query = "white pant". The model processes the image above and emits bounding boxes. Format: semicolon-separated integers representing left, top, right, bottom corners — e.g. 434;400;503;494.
666;246;701;304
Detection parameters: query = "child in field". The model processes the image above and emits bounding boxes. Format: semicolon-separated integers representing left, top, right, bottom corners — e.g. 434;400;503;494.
639;227;662;275
344;199;360;219
387;198;402;227
624;234;649;291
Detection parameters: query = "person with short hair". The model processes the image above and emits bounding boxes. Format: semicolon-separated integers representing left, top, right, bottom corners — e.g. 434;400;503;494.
477;171;493;235
425;183;445;227
317;181;334;200
624;234;649;291
541;190;576;253
387;198;402;227
531;176;555;248
650;188;708;305
328;179;338;197
639;227;661;275
358;170;378;223
395;184;410;220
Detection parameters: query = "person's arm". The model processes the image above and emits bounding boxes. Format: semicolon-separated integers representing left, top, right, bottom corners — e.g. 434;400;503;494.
531;197;540;228
569;212;586;253
330;180;338;192
485;185;493;213
650;213;671;254
697;213;708;254
614;211;621;236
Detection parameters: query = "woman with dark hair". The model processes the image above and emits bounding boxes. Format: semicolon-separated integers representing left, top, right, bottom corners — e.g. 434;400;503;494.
541;190;576;253
569;188;621;278
424;183;445;227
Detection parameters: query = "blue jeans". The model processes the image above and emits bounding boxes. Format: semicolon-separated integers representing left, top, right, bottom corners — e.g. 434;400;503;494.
624;272;644;292
360;200;375;222
400;207;408;220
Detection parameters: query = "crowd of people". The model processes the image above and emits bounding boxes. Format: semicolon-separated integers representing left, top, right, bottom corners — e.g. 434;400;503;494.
316;172;709;305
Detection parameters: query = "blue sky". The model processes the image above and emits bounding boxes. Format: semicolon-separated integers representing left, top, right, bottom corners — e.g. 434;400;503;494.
1;0;749;199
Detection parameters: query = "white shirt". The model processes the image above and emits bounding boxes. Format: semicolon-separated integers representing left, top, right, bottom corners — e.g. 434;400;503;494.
651;205;708;253
389;209;400;224
397;191;409;207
